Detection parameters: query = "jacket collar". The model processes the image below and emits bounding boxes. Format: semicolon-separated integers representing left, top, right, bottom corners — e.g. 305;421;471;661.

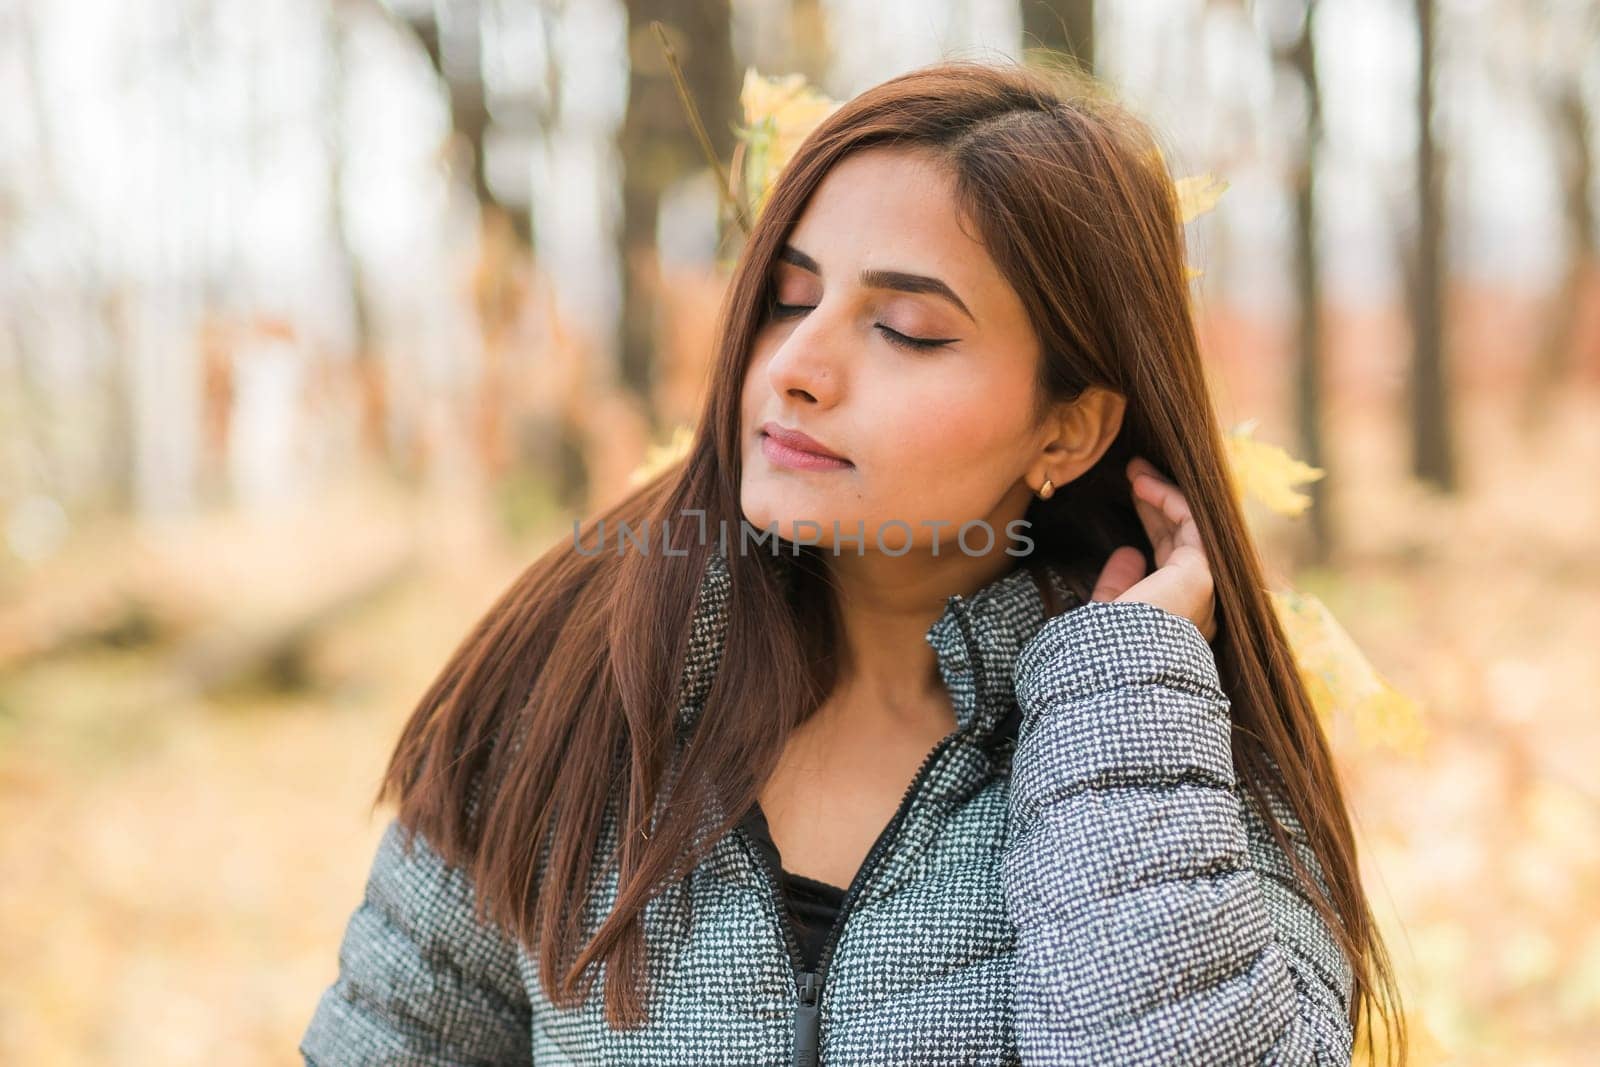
674;551;1081;746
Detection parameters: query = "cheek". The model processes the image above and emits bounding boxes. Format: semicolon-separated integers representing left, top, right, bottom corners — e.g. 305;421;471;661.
869;370;1024;468
737;344;791;509
738;341;775;427
851;367;1031;514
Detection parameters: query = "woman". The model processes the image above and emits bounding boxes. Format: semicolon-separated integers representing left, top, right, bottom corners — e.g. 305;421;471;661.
301;59;1405;1066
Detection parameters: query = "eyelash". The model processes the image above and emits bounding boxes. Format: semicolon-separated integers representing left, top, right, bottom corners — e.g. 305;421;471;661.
769;301;954;352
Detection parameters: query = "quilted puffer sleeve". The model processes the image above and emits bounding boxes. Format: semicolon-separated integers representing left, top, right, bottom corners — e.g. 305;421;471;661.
299;818;534;1066
1003;599;1355;1066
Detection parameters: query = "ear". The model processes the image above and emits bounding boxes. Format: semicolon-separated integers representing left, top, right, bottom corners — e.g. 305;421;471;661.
1032;386;1126;489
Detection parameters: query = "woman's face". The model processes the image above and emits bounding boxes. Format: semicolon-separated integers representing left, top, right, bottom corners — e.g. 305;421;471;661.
739;145;1060;557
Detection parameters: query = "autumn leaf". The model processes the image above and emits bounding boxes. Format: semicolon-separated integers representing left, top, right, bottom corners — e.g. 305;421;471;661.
1150;144;1228;222
1269;587;1429;754
1145;145;1226;282
628;423;696;488
1176;172;1225;283
1225;419;1326;517
1175;171;1229;224
737;69;840;221
1225;423;1425;751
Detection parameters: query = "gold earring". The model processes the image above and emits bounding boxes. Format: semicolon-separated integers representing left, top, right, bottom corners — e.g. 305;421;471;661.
1037;478;1055;500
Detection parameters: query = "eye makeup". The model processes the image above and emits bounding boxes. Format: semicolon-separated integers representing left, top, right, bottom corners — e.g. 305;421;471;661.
768;299;955;352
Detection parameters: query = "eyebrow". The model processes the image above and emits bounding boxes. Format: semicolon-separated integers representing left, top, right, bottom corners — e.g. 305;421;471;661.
777;244;976;325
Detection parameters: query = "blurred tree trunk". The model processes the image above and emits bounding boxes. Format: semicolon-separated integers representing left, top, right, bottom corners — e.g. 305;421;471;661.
9;8;61;508
618;1;737;436
1021;0;1095;73
399;3;533;244
791;0;832;84
328;0;392;477
399;1;519;485
12;3;141;517
1274;1;1333;564
1523;79;1596;432
1410;0;1456;490
388;0;592;508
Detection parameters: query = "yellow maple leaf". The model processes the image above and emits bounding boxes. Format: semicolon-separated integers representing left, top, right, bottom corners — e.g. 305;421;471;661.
1147;147;1225;281
1224;419;1326;517
1224;422;1426;752
1268;587;1429;754
1175;171;1229;224
737;69;840;221
1151;144;1229;223
627;423;696;488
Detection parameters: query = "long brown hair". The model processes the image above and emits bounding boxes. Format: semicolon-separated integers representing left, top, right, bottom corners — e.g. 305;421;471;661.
375;58;1406;1064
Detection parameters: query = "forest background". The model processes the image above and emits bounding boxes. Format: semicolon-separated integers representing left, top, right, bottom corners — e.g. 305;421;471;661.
1;1;1597;1063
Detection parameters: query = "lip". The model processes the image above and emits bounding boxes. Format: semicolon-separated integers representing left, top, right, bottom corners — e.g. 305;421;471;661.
759;421;853;471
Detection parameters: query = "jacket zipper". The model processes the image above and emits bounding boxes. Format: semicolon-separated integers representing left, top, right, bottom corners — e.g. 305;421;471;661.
734;595;982;1067
737;730;960;1067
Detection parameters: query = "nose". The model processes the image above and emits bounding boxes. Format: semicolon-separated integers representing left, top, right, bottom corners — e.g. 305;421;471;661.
764;305;846;408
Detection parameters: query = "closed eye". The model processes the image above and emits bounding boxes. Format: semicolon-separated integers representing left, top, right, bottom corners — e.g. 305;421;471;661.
770;302;955;352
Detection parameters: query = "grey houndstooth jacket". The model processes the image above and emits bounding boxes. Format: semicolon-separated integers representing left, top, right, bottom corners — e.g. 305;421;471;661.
300;550;1355;1065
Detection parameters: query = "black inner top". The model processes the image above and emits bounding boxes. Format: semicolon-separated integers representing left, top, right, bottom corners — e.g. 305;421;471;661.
732;708;1024;974
739;802;849;974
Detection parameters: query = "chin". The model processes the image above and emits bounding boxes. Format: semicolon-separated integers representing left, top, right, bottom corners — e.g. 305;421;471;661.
740;492;848;551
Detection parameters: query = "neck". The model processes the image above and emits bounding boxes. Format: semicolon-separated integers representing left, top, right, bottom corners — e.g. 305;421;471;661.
817;549;1022;733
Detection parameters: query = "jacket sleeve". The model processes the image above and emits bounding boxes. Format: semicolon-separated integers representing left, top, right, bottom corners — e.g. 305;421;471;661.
299;817;534;1066
1003;599;1355;1066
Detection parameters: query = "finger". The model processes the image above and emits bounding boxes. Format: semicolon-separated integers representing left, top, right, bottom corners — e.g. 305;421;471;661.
1126;455;1162;482
1090;545;1146;602
1131;467;1208;564
1129;475;1175;560
1130;463;1194;529
1145;482;1206;562
1163;497;1208;562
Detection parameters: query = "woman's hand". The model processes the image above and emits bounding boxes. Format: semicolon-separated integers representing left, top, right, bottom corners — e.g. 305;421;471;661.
1089;457;1219;644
